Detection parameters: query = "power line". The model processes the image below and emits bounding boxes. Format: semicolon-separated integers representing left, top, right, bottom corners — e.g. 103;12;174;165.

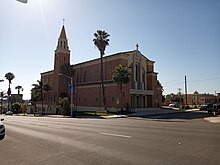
188;77;220;83
163;77;220;88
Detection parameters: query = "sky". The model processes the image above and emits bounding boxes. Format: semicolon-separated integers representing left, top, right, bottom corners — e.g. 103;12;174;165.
0;0;219;100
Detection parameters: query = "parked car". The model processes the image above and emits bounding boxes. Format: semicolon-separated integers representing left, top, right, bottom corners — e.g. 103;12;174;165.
200;103;214;111
0;119;5;140
200;104;208;110
169;102;180;108
208;104;220;116
5;111;13;115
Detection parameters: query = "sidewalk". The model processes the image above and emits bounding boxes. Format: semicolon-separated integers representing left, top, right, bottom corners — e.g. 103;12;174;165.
11;109;220;123
204;116;220;123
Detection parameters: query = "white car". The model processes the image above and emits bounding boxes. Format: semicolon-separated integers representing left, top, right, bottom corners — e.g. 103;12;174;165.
5;111;13;115
0;119;5;140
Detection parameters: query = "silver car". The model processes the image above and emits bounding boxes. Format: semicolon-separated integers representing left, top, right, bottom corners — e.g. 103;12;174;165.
0;119;5;140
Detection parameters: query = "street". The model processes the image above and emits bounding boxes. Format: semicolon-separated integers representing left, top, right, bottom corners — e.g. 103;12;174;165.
0;111;220;165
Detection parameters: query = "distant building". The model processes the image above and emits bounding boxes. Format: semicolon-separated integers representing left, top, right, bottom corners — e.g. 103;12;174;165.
40;25;163;112
184;93;216;105
165;93;219;106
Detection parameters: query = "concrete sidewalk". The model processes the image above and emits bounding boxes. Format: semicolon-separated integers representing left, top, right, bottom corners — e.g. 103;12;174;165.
11;109;220;123
204;116;220;123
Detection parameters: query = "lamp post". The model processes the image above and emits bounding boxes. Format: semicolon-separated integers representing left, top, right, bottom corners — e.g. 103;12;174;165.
58;73;73;117
70;77;73;117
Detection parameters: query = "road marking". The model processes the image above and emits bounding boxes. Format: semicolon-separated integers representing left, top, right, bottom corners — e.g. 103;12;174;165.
99;132;131;138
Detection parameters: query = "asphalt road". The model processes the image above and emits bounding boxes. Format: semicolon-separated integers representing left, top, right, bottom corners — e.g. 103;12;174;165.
0;111;220;165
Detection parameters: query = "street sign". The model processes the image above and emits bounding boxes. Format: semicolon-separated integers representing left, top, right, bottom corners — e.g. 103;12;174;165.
68;84;75;94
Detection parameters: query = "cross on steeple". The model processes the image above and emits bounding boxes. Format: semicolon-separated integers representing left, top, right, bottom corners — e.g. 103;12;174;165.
136;43;139;50
63;18;65;25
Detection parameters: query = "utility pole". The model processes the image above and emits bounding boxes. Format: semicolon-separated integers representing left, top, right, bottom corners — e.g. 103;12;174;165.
185;76;187;105
215;91;217;104
178;88;182;104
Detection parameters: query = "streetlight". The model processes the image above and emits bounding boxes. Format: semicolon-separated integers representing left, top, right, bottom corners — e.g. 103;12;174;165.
58;73;74;117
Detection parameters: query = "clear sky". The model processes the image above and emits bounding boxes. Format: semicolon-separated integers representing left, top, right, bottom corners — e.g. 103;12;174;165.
0;0;219;99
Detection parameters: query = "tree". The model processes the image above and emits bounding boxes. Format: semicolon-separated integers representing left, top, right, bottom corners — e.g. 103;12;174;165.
12;102;21;114
194;90;199;95
5;72;15;85
31;85;41;115
15;85;23;94
60;63;76;117
113;64;130;111
166;93;183;103
0;91;7;114
5;72;15;111
32;80;49;115
157;80;163;91
93;30;110;111
57;97;70;115
60;63;75;96
60;63;75;78
21;103;27;115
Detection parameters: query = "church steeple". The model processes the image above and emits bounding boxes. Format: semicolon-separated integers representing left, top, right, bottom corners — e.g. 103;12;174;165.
55;25;70;53
54;25;70;72
59;25;67;40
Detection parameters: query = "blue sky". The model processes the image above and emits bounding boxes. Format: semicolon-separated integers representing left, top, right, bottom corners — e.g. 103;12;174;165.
0;0;219;99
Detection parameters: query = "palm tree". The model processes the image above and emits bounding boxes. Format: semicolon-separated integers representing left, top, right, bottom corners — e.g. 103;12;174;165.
60;63;75;78
0;91;7;114
5;72;15;111
32;80;49;115
112;64;130;110
15;85;23;94
93;30;110;111
5;72;15;89
31;85;41;116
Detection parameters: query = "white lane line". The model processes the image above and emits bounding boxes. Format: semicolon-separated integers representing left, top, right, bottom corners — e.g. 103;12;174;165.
99;132;131;138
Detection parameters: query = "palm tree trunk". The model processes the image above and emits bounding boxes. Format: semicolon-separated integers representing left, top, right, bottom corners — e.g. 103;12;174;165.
120;83;123;111
100;52;107;111
7;84;11;111
41;87;44;115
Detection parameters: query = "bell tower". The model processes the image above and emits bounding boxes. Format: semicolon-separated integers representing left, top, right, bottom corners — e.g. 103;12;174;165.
54;25;70;73
52;25;71;101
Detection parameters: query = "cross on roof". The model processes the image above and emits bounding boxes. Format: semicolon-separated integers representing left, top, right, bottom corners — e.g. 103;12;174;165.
136;43;139;50
63;18;65;25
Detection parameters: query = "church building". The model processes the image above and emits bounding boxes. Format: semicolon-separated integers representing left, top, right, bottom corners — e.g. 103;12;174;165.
41;25;163;112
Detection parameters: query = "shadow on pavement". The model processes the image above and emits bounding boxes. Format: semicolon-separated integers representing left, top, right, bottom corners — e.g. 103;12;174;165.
131;111;211;121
